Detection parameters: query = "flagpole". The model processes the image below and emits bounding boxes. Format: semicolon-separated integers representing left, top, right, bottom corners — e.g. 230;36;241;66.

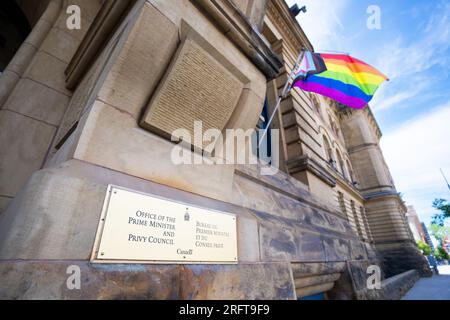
440;168;450;191
259;48;306;147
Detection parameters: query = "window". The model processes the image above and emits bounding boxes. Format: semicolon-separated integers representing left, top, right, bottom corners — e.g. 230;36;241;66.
310;94;322;118
335;149;346;178
322;135;335;168
346;159;355;183
337;192;347;218
328;114;340;138
360;206;371;242
255;97;272;160
351;200;362;237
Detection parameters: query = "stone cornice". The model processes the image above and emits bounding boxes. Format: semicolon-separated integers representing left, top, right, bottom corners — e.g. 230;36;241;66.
347;142;379;154
364;191;407;211
334;173;365;201
192;0;283;79
287;155;336;187
234;164;345;220
266;0;314;53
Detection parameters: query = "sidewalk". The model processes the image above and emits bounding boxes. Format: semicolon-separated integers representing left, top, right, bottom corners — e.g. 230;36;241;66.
402;266;450;300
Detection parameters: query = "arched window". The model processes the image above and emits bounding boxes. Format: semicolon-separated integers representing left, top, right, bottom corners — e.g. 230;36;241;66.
328;117;340;138
310;94;322;118
346;159;355;183
336;149;346;178
322;135;335;168
333;123;340;138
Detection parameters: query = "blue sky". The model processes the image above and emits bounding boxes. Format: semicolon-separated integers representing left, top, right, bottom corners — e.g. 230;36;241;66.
286;0;450;226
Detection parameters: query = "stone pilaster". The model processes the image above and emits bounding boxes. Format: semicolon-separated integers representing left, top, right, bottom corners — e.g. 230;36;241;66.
339;107;431;277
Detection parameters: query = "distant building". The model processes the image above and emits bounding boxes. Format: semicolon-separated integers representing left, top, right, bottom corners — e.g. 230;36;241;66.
421;223;435;252
406;206;426;242
443;237;450;254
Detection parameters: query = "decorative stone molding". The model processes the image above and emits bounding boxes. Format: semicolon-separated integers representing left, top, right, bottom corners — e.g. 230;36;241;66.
65;0;135;89
191;0;283;79
287;155;337;187
266;0;313;53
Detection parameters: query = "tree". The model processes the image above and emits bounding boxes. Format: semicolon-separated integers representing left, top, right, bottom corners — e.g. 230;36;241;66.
417;240;432;256
432;199;450;226
429;224;450;246
435;246;449;261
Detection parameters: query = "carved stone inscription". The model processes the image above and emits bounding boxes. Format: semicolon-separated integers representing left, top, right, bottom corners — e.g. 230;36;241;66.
141;38;243;149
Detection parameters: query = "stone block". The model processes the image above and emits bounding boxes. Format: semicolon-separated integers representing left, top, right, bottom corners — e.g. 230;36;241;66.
4;78;70;125
0;110;56;197
322;237;350;262
98;2;179;118
0;70;20;106
0;261;295;300
291;261;346;278
179;263;295;299
23;18;52;49
0;196;12;215
0;261;179;300
349;240;367;260
73;100;236;205
259;221;326;262
5;42;37;75
40;27;81;63
62;0;103;22
0;168;106;260
225;88;264;131
53;13;91;43
237;216;260;262
24;51;71;96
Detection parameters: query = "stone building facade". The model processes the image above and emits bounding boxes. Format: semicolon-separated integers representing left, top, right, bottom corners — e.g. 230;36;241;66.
406;206;426;243
0;0;430;299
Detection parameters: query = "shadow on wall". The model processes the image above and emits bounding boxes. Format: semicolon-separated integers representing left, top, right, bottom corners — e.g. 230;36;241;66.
0;0;31;71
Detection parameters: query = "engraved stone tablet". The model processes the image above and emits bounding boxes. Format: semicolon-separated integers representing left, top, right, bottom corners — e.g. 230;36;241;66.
91;185;238;263
140;38;244;149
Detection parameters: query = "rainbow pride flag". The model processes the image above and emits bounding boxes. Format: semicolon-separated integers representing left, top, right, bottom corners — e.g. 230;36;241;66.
292;52;388;109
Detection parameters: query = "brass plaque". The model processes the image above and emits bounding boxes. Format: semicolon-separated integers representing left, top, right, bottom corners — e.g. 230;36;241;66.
92;185;238;263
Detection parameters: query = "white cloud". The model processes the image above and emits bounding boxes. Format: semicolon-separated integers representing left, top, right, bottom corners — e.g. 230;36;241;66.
381;103;450;224
371;1;450;112
372;86;416;112
371;77;430;112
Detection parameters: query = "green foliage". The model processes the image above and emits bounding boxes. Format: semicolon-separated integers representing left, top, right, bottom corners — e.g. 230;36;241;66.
434;246;449;260
416;240;432;256
432;198;450;226
429;224;450;246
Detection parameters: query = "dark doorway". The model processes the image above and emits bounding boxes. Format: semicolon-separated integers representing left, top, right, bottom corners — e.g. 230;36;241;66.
0;0;31;72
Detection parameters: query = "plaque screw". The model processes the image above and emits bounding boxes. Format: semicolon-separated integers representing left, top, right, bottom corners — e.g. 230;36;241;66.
183;256;186;259
101;252;105;256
